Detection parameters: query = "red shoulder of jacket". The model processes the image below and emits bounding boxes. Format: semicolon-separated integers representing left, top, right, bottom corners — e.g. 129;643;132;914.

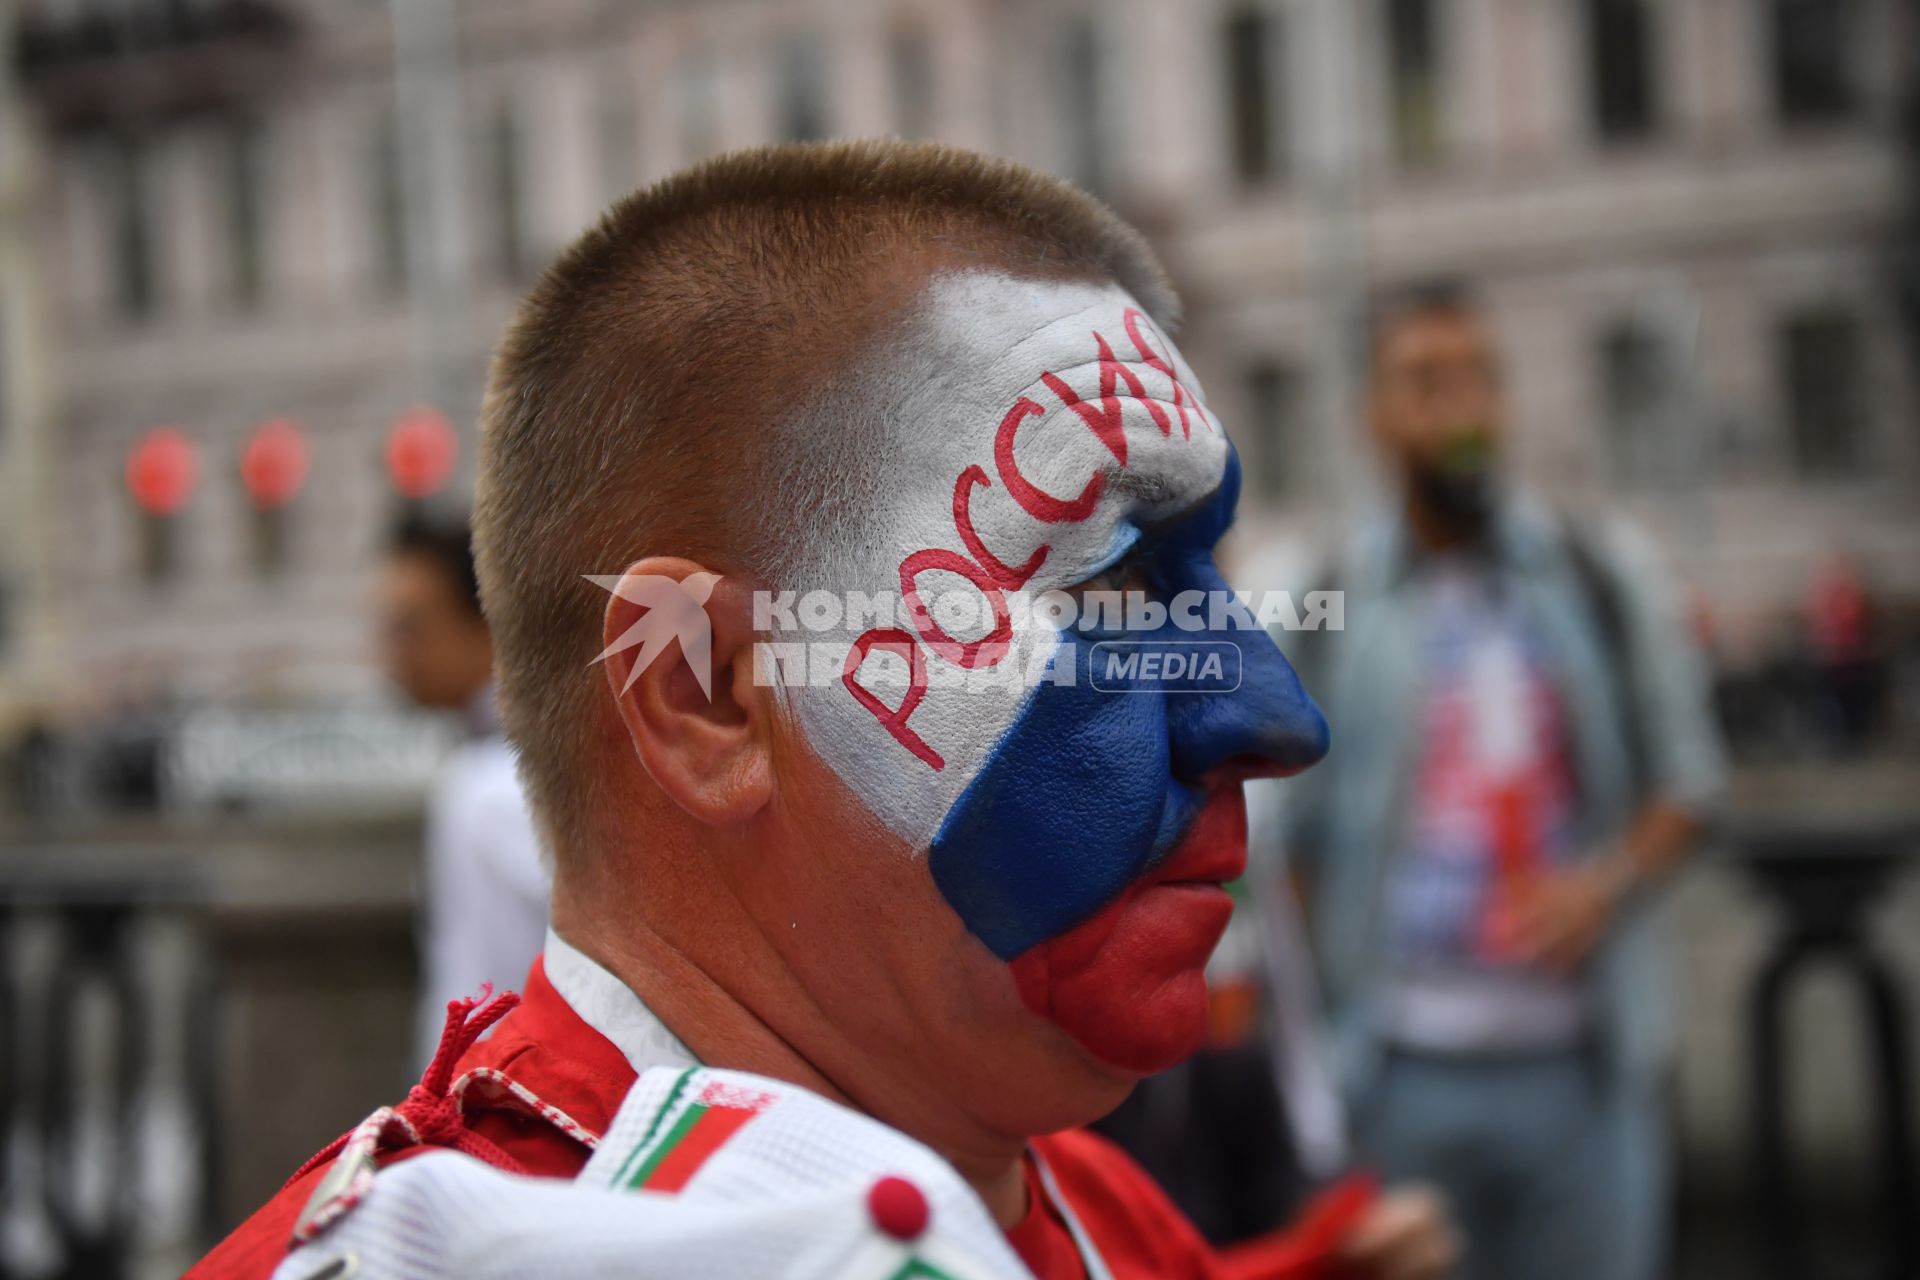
1031;1129;1374;1280
183;957;639;1280
1030;1128;1221;1280
452;954;640;1157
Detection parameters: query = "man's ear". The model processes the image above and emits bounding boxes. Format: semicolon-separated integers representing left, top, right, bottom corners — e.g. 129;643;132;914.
596;556;772;827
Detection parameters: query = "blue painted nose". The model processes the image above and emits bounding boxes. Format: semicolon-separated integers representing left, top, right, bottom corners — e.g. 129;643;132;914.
1164;563;1330;783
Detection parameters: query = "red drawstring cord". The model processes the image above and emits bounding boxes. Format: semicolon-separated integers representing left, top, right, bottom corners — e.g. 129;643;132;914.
284;985;525;1189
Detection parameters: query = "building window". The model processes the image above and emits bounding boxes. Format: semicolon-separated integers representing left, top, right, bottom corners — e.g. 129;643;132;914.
1598;321;1675;483
488;100;526;281
1058;15;1110;192
370;111;407;295
1780;307;1868;478
225;115;267;308
775;34;830;142
108;135;155;319
889;27;935;140
1386;0;1442;166
1587;0;1659;143
1224;5;1285;185
1243;359;1302;502
1773;0;1860;125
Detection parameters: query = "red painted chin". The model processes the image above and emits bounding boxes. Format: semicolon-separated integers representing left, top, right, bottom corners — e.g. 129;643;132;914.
1008;788;1248;1075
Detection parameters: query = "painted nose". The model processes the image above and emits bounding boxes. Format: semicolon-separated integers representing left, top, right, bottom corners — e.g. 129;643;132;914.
1166;578;1330;783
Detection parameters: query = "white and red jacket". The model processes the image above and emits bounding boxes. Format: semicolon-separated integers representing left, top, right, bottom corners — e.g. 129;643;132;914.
188;934;1355;1280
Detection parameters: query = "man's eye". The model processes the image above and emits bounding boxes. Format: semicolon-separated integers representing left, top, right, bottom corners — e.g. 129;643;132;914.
1076;557;1151;596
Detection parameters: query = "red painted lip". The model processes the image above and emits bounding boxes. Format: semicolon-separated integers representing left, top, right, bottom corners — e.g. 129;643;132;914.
1146;788;1248;888
1007;784;1252;1075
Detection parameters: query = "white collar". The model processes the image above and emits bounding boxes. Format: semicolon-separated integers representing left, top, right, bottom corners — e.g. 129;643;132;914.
542;928;699;1076
543;933;1110;1276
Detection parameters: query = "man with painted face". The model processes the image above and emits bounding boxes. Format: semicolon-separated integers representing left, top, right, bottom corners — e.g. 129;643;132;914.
190;143;1454;1280
1281;285;1725;1280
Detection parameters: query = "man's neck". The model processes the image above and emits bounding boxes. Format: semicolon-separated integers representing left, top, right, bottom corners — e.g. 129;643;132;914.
551;906;1032;1229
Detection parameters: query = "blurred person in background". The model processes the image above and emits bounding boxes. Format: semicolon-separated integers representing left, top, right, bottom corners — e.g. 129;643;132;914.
1282;285;1725;1280
381;513;548;1067
1805;552;1885;753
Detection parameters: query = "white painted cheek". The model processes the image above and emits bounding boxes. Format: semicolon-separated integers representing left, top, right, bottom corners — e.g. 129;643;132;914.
785;476;1036;852
790;610;1044;851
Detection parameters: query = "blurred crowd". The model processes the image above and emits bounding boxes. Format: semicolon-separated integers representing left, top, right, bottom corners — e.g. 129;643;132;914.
1712;553;1920;763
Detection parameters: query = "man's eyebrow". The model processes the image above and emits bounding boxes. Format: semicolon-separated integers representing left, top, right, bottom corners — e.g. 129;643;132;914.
1128;474;1235;542
1106;469;1177;505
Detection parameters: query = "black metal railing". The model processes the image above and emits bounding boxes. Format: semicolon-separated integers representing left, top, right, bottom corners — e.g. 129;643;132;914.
1742;825;1918;1280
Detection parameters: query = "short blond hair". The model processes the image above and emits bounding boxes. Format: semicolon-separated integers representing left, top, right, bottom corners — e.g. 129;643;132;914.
474;140;1176;863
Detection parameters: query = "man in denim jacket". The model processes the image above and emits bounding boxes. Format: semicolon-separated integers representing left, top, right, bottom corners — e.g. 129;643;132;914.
1281;285;1725;1280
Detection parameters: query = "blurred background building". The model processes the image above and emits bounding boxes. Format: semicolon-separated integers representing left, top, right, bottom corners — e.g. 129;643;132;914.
0;1;1916;1277
2;0;1916;734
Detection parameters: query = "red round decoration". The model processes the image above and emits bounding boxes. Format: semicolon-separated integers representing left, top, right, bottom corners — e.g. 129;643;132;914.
385;406;458;500
865;1175;930;1241
127;427;199;516
241;417;310;510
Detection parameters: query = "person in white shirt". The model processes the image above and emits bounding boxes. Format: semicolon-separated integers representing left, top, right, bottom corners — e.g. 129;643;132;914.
379;515;549;1066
